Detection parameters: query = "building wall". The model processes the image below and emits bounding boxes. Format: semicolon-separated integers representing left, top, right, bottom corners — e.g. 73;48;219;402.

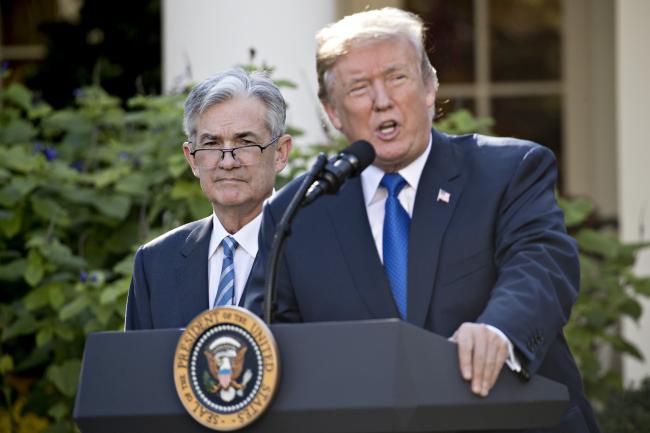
616;0;650;385
162;0;336;145
563;0;618;218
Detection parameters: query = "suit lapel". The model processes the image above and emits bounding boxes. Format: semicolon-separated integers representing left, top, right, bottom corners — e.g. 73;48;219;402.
178;216;213;326
325;178;400;318
407;129;466;327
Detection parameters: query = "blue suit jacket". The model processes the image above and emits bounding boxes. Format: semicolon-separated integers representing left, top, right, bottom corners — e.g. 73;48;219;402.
125;216;247;330
245;129;599;432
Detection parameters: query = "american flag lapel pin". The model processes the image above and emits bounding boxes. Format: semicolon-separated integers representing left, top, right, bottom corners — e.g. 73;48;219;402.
437;188;451;203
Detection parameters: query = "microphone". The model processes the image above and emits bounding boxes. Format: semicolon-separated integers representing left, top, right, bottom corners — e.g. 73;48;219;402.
302;140;375;205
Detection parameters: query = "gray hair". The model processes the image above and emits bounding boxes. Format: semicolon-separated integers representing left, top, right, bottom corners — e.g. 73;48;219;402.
183;68;286;144
316;7;438;102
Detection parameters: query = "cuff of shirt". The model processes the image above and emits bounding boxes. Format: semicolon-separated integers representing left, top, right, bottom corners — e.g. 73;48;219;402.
485;324;522;373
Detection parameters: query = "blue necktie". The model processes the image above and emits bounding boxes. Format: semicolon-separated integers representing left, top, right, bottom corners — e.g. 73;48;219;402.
381;173;410;319
213;236;238;308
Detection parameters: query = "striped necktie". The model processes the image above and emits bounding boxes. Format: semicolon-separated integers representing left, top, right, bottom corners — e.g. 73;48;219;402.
213;236;238;308
381;173;410;319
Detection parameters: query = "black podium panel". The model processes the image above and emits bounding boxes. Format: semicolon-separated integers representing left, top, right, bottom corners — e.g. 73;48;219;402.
74;320;568;433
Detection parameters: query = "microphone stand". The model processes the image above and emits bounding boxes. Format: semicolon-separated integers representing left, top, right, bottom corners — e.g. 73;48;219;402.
263;153;328;324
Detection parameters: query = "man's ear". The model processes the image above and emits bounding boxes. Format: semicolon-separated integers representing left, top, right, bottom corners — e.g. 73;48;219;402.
323;100;343;130
182;142;200;178
425;75;436;109
274;134;292;173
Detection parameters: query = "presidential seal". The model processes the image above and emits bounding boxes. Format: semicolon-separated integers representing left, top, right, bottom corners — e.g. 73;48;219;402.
173;306;280;431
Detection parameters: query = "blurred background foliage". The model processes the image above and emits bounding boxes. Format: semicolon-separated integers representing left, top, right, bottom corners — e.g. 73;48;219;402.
0;65;648;433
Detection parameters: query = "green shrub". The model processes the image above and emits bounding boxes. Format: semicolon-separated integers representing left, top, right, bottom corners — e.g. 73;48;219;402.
0;75;648;433
598;377;650;433
560;197;650;406
0;83;202;432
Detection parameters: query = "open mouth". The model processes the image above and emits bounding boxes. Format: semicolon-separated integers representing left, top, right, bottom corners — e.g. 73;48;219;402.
376;120;399;140
379;120;396;134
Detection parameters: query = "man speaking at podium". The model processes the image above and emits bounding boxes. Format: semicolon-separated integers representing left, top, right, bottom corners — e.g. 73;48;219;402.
246;8;598;432
125;69;291;330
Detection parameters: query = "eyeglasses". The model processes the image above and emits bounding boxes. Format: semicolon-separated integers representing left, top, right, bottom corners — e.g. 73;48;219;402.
189;136;280;168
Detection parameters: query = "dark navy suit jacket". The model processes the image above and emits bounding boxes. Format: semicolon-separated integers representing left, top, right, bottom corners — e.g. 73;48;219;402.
125;216;247;330
245;129;599;432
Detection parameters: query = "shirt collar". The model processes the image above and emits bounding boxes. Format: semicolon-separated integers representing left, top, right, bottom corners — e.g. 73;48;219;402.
361;132;433;205
208;211;263;259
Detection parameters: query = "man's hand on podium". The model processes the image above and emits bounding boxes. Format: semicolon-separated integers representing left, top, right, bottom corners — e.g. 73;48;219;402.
449;323;510;397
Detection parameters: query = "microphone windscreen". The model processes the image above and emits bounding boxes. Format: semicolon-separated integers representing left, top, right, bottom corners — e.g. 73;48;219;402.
342;140;375;173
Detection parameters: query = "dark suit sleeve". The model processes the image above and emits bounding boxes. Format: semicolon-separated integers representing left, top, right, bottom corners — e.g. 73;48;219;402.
244;202;302;322
124;246;154;330
476;145;580;374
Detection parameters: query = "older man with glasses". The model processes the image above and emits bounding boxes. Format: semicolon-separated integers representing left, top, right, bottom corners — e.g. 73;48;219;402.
125;68;291;329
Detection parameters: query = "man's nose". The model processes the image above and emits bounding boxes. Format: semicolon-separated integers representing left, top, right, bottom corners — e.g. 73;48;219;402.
372;81;393;111
218;150;240;169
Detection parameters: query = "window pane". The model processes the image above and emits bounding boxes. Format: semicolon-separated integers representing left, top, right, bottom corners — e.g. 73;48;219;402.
406;0;475;83
491;96;564;189
1;0;58;45
490;0;562;81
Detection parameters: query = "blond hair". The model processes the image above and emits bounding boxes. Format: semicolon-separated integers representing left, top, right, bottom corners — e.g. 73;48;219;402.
316;7;438;102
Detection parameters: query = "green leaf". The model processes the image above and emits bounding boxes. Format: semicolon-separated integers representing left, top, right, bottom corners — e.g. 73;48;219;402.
92;165;131;188
36;327;53;347
189;199;212;220
558;196;594;227
48;284;65;309
88;301;115;327
0;354;14;374
0;258;27;281
619;298;643;320
43;109;93;135
93;193;131;219
105;222;139;254
169;180;198;199
13;345;50;372
113;254;135;276
48;402;69;421
46;359;82;397
2;314;37;341
36;238;86;270
167;153;188;178
28;102;53;120
24;284;52;310
59;296;90;321
2;83;33;110
575;229;620;259
272;79;298;89
30;195;70;225
584;306;610;328
54;324;75;341
99;281;129;304
0;118;37;143
1;146;41;173
25;249;45;286
0;176;39;206
0;207;22;237
633;277;650;296
115;172;150;196
0;167;11;181
609;336;644;360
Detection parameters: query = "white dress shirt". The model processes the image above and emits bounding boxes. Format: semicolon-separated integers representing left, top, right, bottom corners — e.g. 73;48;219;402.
207;212;262;307
360;134;521;372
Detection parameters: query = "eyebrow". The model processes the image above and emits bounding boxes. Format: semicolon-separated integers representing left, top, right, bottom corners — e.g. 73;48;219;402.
382;63;409;75
197;130;262;144
345;63;410;85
